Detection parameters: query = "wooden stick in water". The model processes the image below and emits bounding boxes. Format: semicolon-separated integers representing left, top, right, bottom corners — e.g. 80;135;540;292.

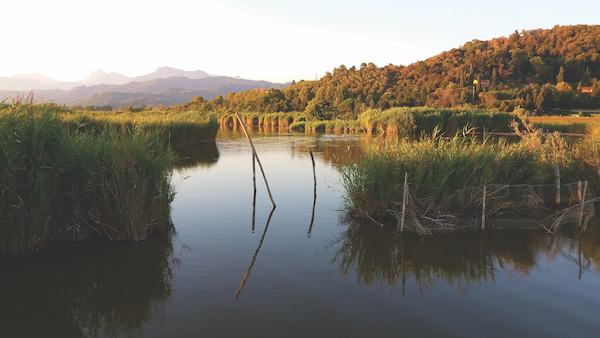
482;185;487;232
252;152;257;194
309;148;316;187
399;172;408;233
308;148;317;235
579;181;587;226
236;112;276;207
555;164;561;205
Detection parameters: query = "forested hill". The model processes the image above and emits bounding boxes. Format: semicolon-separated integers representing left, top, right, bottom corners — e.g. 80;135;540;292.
193;25;600;116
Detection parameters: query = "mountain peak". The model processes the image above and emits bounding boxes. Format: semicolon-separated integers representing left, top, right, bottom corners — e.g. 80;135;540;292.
133;67;212;82
80;70;132;86
80;70;108;82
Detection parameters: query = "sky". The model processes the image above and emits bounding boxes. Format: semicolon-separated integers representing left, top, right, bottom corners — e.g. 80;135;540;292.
2;0;599;84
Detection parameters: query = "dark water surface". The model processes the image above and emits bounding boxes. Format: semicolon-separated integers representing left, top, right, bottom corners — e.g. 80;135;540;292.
1;128;599;337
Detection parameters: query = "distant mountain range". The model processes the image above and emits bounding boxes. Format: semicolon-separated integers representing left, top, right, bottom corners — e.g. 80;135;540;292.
0;67;288;108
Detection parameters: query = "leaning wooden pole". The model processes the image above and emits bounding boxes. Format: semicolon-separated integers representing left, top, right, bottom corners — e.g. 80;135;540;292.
555;164;561;205
236;113;276;207
309;148;317;187
579;181;588;226
481;185;487;232
399;173;408;234
252;152;257;194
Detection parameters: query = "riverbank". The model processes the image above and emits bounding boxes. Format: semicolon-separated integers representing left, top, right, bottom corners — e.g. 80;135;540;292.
217;107;600;137
58;108;220;146
0;103;218;255
340;116;600;233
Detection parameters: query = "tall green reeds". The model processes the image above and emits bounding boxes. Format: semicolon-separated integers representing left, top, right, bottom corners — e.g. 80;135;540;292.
357;108;416;135
0;104;175;255
340;117;591;218
356;107;514;136
59;109;219;146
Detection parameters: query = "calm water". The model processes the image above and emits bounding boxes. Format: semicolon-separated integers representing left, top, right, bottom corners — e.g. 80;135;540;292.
1;128;599;337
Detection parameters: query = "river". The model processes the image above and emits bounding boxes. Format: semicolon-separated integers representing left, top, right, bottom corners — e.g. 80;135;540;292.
1;127;599;337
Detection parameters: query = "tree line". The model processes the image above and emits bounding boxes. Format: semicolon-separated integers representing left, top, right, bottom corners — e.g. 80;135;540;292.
185;25;600;119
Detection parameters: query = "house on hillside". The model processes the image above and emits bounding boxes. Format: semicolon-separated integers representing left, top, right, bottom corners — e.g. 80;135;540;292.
579;86;593;94
473;79;491;87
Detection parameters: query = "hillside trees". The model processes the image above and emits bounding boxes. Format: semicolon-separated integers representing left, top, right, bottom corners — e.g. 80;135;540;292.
190;25;600;115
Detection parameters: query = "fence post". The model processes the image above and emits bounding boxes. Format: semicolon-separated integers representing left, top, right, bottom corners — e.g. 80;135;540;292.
481;185;486;232
252;152;257;194
555;164;561;205
399;173;408;233
579;181;588;226
577;180;582;203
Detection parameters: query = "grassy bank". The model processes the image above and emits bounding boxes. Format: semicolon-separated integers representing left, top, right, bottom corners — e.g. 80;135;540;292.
0;103;178;255
59;109;220;146
528;115;600;134
340;117;600;219
221;108;600;137
217;108;516;137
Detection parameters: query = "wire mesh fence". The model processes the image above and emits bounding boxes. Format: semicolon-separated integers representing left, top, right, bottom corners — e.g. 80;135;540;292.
395;181;597;235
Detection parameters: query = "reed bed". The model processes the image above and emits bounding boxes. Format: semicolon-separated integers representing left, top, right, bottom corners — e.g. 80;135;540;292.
356;108;416;135
340;116;600;219
528;116;600;134
218;111;298;129
0;103;176;255
289;120;363;133
354;107;514;136
217;108;515;138
59;109;219;146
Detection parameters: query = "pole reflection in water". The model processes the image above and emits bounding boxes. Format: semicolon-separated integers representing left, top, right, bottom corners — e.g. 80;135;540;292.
236;206;277;299
308;148;317;236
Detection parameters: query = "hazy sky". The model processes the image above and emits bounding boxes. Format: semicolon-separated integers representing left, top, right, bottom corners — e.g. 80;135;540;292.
2;0;599;83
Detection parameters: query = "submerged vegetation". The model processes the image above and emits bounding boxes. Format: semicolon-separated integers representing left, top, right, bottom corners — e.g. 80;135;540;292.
0;102;218;255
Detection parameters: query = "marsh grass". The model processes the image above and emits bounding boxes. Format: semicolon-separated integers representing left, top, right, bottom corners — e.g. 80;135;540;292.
59;109;219;146
528;116;600;134
0;103;175;255
220;108;515;137
340;116;595;218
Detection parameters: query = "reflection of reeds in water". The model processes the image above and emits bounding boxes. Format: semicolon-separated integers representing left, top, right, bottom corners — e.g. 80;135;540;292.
172;142;220;170
0;233;175;336
581;234;600;273
331;219;598;292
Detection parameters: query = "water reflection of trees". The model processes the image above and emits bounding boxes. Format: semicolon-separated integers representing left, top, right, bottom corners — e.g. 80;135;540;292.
0;234;175;337
218;127;374;166
331;219;599;292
